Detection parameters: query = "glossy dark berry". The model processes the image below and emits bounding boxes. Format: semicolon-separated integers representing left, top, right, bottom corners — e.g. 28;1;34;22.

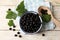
14;34;17;37
19;35;22;38
13;25;16;28
17;32;20;34
8;8;11;11
9;28;12;30
42;34;45;36
13;29;16;31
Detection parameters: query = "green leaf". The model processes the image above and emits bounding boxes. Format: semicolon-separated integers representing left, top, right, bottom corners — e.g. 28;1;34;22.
8;20;14;26
16;1;27;16
6;10;17;20
42;14;51;23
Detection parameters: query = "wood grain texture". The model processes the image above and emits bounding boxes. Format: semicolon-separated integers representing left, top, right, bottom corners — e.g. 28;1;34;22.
0;0;60;40
0;31;60;40
0;0;22;6
45;0;60;5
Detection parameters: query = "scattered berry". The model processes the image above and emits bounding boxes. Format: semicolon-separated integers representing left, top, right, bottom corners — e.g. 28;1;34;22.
13;25;16;28
17;32;20;34
9;28;12;30
13;29;16;31
14;34;18;37
42;34;45;36
8;8;11;11
19;35;22;38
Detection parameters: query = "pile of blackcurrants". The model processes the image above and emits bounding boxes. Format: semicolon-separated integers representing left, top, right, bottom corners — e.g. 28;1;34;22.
20;13;42;33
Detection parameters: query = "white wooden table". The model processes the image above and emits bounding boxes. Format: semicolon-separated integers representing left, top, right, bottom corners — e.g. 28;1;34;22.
0;0;60;40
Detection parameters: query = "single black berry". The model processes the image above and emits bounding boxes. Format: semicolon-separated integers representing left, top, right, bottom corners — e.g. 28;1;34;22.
17;32;20;34
13;25;16;28
44;10;47;12
9;28;12;30
8;8;11;11
42;34;45;36
14;34;17;37
19;35;22;38
13;29;16;31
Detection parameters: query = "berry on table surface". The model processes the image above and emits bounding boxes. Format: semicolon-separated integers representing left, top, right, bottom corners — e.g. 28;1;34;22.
42;34;45;36
14;34;18;37
13;25;16;28
9;28;12;30
19;35;22;38
17;32;20;34
13;29;16;31
8;8;11;11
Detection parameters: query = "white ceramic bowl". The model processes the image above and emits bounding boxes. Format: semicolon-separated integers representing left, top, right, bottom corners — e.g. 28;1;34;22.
20;11;42;34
